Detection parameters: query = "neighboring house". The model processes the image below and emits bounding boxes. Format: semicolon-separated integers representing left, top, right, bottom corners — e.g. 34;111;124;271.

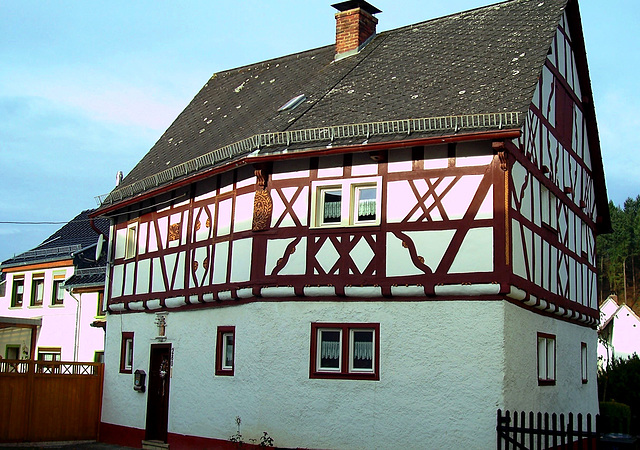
598;295;640;367
0;210;109;363
92;0;610;448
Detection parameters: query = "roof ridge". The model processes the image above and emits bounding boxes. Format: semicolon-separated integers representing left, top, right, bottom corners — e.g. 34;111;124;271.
208;44;334;80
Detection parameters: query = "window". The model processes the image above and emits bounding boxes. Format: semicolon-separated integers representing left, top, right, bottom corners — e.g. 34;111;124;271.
52;276;65;305
581;342;588;383
125;223;138;259
120;332;134;373
537;333;556;385
38;348;61;362
311;177;382;228
96;292;106;317
5;345;20;360
11;277;24;307
310;323;380;380
541;186;557;229
30;274;45;306
94;351;105;363
215;326;235;376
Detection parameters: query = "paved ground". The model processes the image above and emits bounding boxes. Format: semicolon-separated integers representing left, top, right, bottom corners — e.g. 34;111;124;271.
0;442;134;450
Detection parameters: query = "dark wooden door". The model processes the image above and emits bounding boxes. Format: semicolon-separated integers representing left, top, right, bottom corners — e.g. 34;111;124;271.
145;344;171;442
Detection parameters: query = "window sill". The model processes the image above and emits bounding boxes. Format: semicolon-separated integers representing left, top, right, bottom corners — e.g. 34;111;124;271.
538;379;556;386
28;305;43;309
49;304;65;308
310;371;379;381
120;368;133;374
215;369;234;377
309;222;381;230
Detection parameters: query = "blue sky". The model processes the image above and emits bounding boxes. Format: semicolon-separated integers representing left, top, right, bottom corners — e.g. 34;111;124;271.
0;0;638;262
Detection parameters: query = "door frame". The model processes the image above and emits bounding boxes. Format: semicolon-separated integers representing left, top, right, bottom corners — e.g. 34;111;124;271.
145;343;172;442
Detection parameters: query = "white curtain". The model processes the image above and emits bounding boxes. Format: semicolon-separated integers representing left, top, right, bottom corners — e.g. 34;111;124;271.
323;201;341;220
321;340;341;359
358;199;376;217
353;341;373;360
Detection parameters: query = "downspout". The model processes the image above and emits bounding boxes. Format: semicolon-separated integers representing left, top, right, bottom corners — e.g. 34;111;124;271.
69;291;81;362
90;218;108;239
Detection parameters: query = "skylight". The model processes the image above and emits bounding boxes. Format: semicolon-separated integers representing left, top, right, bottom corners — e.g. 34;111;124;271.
278;94;306;112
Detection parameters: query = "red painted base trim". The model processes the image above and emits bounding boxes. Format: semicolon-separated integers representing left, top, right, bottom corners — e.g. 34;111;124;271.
99;422;145;448
99;423;290;450
167;432;240;450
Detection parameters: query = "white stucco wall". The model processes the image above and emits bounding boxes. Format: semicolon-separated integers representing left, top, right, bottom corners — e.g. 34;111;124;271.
503;301;598;417
102;300;507;449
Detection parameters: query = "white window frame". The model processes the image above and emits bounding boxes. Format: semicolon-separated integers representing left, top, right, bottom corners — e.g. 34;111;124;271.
348;328;375;373
581;342;588;383
537;333;556;385
124;338;134;371
221;332;234;371
317;328;343;373
124;222;138;259
310;176;382;228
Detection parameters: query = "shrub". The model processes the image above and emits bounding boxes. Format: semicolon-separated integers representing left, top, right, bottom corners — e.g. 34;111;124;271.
598;354;640;435
599;401;631;434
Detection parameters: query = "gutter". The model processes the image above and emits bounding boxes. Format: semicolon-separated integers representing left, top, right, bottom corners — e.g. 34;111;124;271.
91;128;520;218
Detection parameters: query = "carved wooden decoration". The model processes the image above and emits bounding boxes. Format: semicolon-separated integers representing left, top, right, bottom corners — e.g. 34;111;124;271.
493;141;508;171
252;168;273;231
168;223;181;241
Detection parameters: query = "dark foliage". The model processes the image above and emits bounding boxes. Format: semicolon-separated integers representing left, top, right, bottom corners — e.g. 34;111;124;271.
597;197;640;314
598;354;640;435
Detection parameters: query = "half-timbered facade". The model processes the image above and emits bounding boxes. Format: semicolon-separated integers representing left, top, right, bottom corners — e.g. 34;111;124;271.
93;0;609;448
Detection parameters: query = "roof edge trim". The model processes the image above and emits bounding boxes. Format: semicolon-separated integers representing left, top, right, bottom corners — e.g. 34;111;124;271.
102;111;521;207
92;127;521;218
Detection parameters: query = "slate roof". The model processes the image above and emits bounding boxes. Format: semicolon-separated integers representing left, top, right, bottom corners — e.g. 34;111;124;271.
97;0;601;213
64;267;107;290
1;210;109;268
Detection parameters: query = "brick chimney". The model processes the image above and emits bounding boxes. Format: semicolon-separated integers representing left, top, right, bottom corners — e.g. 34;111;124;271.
332;1;381;59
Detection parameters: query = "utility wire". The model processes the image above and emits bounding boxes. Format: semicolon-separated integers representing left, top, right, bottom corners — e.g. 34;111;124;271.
0;221;69;225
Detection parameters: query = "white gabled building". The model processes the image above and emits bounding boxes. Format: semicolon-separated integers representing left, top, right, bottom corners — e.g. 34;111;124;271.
92;0;610;448
0;210;109;363
598;296;640;367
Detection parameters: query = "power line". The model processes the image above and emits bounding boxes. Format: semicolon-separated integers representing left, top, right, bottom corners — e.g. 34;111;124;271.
0;221;70;225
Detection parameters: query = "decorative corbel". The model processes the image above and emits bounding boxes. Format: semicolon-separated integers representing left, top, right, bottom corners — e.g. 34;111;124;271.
493;141;508;171
252;166;273;231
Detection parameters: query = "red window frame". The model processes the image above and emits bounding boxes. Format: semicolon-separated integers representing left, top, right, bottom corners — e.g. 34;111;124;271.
215;326;235;376
537;332;556;386
310;322;380;380
120;332;134;374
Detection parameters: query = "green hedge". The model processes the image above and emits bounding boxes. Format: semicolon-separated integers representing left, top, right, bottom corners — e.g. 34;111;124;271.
600;401;631;434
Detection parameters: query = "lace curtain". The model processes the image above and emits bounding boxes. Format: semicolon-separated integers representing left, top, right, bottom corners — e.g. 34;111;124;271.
323;201;341;220
358;199;376;217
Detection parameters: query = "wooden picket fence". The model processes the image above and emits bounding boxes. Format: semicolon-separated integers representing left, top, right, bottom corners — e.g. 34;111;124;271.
497;409;599;450
0;360;104;443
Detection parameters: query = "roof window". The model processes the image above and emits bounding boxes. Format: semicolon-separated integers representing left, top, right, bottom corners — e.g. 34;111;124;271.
278;94;306;112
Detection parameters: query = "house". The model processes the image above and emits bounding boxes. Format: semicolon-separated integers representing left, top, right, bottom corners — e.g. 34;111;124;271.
598;295;640;367
0;209;109;363
91;0;610;448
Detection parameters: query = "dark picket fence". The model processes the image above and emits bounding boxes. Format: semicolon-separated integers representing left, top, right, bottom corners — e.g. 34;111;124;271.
497;409;599;450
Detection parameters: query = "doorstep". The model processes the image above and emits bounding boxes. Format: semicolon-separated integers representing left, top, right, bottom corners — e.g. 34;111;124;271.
141;441;169;450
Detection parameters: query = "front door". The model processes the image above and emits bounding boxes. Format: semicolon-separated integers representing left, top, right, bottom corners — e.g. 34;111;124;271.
145;344;171;442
